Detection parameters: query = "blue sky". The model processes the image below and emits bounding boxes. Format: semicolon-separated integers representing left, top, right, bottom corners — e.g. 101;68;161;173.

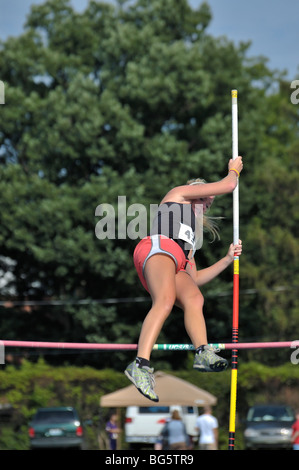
0;0;298;79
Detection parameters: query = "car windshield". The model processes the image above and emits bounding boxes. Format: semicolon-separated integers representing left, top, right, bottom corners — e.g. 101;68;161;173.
34;410;76;424
247;406;294;422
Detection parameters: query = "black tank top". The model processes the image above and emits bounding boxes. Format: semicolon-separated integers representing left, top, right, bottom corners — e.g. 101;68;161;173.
150;202;196;258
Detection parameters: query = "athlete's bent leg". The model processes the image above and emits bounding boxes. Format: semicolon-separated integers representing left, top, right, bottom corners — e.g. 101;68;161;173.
175;271;228;372
175;271;207;347
137;254;176;360
125;254;177;402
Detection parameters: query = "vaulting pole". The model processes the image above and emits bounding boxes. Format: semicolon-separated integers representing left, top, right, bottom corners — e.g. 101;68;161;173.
228;89;239;450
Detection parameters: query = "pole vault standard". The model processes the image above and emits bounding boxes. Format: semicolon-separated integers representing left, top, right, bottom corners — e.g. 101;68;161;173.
229;89;240;450
1;340;296;350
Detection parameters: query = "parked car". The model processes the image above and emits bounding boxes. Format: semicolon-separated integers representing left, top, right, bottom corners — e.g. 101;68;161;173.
244;404;295;450
28;407;84;450
125;405;198;449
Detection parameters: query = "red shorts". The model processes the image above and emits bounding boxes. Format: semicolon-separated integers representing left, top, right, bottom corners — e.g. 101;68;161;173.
133;235;187;292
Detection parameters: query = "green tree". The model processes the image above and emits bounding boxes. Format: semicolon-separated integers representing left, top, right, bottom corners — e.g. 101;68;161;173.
239;82;299;352
0;0;298;369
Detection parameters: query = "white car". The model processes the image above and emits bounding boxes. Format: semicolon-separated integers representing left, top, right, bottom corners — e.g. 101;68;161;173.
125;405;198;449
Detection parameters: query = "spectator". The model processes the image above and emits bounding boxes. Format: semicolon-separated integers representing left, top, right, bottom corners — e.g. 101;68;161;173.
196;406;218;450
105;413;122;450
160;409;189;450
292;409;299;450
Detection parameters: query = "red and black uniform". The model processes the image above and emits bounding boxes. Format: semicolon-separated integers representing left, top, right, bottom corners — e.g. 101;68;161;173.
134;202;196;292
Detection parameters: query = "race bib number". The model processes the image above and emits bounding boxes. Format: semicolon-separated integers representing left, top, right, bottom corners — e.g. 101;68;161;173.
178;222;195;249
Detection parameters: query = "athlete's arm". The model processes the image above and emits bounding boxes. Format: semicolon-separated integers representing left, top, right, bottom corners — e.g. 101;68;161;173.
186;241;242;287
161;157;243;204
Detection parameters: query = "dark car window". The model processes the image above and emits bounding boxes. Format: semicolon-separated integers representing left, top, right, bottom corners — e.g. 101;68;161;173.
33;410;76;424
138;407;170;414
247;406;294;422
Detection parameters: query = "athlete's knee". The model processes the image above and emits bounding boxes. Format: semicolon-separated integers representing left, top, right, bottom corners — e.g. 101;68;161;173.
185;290;204;310
195;290;204;308
152;293;176;319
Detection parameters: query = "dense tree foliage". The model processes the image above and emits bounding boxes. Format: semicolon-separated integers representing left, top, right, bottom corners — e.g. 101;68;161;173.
0;0;298;370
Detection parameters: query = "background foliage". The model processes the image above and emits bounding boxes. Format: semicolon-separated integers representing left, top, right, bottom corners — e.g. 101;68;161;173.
0;0;298;452
0;0;298;373
0;359;298;450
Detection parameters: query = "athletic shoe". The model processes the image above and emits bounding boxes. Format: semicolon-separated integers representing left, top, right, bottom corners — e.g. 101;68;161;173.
125;360;159;402
193;345;228;372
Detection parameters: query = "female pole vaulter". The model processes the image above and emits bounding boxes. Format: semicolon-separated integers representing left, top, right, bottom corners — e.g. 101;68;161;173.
125;156;243;401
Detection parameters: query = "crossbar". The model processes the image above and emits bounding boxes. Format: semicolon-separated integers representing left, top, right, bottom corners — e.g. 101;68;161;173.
1;340;297;350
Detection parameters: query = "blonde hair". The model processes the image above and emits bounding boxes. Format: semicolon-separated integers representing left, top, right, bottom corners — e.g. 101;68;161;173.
171;410;182;420
187;178;221;242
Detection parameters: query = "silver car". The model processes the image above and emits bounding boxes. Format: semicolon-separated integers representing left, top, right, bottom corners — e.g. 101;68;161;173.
244;404;295;450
